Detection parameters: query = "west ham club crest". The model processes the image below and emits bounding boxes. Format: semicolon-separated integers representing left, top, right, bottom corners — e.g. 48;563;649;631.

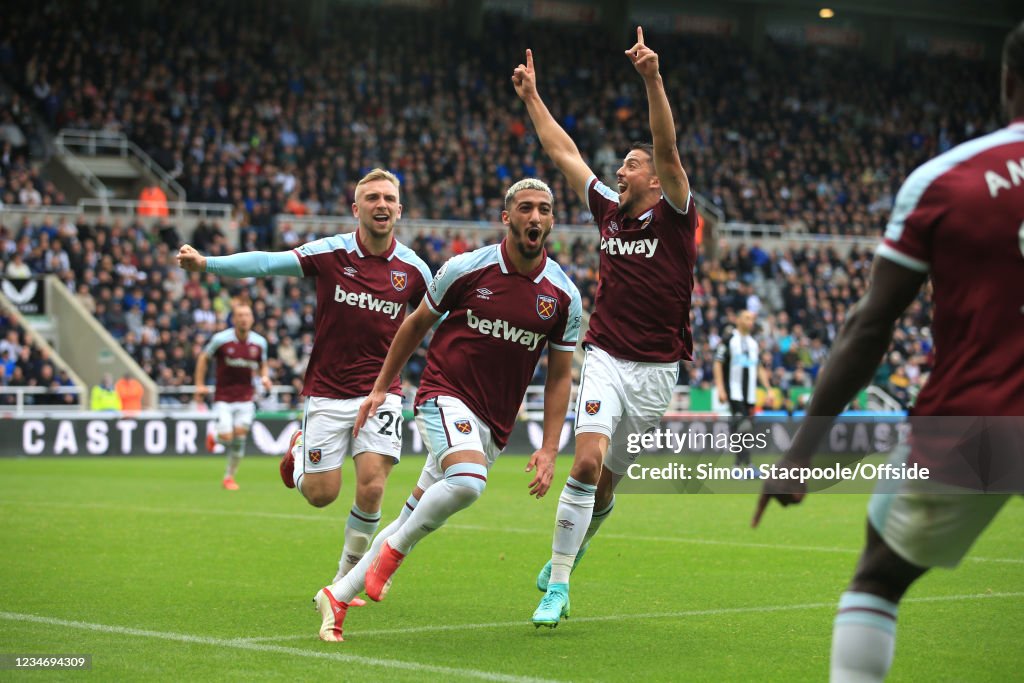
536;295;556;320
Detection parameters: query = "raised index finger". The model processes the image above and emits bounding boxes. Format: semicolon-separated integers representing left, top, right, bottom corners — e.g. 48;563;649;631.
637;26;644;46
751;494;769;528
526;48;533;70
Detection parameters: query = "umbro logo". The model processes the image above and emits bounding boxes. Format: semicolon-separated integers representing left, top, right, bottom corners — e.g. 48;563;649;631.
344;267;358;277
476;288;493;299
557;519;575;529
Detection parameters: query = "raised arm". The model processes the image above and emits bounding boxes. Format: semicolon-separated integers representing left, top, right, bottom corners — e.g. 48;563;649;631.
626;27;691;211
513;49;595;203
177;244;304;278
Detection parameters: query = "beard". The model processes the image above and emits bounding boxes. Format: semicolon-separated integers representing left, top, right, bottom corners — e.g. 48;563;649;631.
512;222;549;259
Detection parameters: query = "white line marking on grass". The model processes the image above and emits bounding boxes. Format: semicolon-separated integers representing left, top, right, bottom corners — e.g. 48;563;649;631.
4;500;1022;565
444;523;1024;566
0;611;563;683
236;591;1024;643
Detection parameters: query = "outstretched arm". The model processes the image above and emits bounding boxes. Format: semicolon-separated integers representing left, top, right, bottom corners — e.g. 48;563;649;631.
513;49;595;203
177;244;303;278
353;300;441;437
752;257;927;527
626;27;691;212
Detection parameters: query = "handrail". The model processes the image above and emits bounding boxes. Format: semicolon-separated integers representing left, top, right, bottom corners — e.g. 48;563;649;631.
154;384;300;410
52;136;112;199
0;203;881;246
0;386;83;416
55;129;186;203
866;385;904;412
692;190;725;223
274;214;597;238
123;137;186;202
0;199;232;220
718;222;879;247
76;198;232;219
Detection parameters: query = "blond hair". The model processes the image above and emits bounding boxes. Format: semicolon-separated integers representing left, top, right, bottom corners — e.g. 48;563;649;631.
504;178;553;210
356;168;401;194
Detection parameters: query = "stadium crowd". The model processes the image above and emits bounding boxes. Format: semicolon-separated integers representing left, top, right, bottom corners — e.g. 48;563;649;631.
0;2;1002;238
0;92;65;210
0;1;965;409
0;307;78;406
0;211;934;409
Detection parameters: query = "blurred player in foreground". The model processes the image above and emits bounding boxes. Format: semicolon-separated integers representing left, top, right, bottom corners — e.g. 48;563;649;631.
178;169;432;596
514;27;699;626
310;178;582;642
754;21;1024;682
194;304;270;489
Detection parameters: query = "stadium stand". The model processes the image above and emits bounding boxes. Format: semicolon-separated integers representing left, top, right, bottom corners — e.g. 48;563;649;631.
0;209;934;410
0;1;961;409
0;2;1001;234
0;309;78;406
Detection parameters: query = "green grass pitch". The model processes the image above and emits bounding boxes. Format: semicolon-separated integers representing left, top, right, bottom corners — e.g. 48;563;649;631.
1;456;1021;682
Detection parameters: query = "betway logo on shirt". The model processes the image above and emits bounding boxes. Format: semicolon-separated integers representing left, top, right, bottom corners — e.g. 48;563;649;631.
334;285;402;319
600;237;659;258
466;309;545;351
224;357;259;370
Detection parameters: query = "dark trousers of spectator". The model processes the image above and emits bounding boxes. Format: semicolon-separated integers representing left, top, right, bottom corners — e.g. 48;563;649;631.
729;400;755;468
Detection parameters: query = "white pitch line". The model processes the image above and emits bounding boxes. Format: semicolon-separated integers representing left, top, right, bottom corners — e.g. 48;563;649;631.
0;611;563;683
236;591;1024;643
3;499;1023;564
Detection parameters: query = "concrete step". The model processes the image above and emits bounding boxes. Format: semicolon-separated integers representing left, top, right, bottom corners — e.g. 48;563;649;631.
80;155;141;179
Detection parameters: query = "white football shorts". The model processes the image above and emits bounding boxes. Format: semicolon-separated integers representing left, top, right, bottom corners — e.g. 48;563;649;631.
213;401;256;435
868;444;1011;568
574;344;679;476
414;395;501;489
298;394;404;474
